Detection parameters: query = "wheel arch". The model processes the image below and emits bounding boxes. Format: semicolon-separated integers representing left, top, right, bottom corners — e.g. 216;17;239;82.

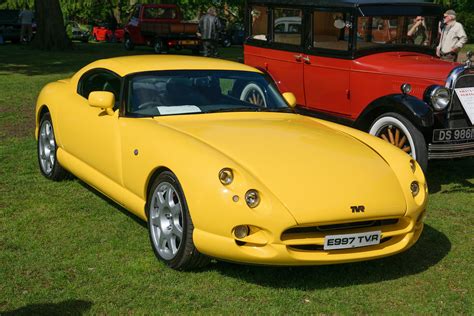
35;105;50;139
355;94;434;134
144;166;173;218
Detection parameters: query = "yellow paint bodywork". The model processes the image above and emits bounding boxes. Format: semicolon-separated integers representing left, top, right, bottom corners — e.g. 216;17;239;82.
35;55;427;266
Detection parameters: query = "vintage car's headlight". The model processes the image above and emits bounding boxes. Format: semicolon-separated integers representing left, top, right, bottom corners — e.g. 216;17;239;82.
245;189;260;208
218;168;233;185
425;85;450;111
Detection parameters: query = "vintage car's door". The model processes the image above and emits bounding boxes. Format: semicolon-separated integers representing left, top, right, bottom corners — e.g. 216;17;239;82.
244;5;306;104
58;70;123;184
303;9;352;117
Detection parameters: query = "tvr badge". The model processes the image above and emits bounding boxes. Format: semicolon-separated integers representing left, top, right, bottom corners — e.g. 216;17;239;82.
351;205;365;213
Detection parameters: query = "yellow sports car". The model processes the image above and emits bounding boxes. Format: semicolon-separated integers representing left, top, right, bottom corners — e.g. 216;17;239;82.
36;55;427;270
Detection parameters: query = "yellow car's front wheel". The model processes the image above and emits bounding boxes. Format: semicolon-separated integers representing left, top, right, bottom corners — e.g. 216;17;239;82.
147;171;209;270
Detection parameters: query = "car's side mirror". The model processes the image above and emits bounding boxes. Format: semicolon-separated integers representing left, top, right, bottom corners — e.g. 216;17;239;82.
282;92;297;108
88;91;115;115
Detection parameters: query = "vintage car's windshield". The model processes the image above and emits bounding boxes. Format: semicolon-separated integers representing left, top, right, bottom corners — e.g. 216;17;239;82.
356;14;439;51
127;70;290;117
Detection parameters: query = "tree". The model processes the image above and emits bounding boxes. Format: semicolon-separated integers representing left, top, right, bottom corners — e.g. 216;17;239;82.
32;0;70;50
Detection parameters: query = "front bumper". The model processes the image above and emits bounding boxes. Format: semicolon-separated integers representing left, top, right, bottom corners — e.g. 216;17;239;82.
193;216;424;266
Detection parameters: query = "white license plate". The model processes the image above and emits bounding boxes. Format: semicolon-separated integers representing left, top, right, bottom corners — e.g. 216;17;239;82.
324;231;381;250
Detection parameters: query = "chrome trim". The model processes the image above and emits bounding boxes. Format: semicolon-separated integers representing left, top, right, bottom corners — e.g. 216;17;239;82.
428;142;474;159
445;65;469;89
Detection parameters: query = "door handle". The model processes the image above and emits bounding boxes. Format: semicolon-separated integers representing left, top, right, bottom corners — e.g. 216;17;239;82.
302;56;311;64
294;54;302;61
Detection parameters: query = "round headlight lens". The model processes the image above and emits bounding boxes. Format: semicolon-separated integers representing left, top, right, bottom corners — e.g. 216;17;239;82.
411;181;420;196
234;225;249;239
430;86;450;111
245;189;260;208
218;168;233;185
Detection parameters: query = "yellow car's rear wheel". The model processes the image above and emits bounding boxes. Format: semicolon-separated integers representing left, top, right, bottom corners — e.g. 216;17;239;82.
147;171;209;270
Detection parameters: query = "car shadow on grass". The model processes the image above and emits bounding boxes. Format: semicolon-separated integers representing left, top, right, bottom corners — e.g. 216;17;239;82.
208;224;450;290
425;158;474;194
76;180;147;229
1;299;93;316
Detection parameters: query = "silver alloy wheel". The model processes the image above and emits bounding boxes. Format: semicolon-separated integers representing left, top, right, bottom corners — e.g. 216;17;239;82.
149;181;184;260
38;120;56;175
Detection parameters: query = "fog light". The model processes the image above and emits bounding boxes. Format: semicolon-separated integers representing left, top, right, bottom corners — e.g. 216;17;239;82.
234;225;249;239
410;159;416;173
218;168;233;185
411;181;420;196
245;189;260;208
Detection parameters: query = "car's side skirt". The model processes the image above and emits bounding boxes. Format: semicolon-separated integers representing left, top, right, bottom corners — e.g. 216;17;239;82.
57;148;147;221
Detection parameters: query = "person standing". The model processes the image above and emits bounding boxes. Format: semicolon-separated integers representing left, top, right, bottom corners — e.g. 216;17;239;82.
407;16;429;46
436;10;468;62
198;7;221;57
19;5;34;43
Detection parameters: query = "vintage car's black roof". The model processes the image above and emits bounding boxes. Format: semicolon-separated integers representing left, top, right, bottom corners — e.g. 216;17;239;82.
247;0;438;8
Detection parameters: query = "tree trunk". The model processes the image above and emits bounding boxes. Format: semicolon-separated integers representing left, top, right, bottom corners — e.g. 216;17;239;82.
32;0;71;50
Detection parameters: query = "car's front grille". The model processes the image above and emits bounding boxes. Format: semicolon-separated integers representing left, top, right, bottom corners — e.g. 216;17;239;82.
281;217;410;253
448;73;474;128
283;218;398;234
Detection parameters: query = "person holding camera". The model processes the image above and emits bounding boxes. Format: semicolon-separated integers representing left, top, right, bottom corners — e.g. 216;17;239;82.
407;16;429;46
436;10;467;62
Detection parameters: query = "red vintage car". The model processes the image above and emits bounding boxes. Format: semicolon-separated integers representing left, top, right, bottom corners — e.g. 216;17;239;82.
92;23;124;42
244;0;473;171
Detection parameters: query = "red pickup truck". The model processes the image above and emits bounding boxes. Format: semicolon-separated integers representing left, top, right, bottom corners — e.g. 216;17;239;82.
124;4;200;54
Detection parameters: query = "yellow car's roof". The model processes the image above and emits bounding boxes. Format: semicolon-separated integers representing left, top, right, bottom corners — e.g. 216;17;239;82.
77;55;261;78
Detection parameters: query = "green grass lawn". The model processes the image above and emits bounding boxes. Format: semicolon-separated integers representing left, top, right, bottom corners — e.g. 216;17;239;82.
0;43;473;314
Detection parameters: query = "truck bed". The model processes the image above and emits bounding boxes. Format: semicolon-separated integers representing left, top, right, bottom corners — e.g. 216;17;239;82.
141;21;198;38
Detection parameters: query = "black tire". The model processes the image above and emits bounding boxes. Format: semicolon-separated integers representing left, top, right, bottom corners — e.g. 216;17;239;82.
153;39;164;54
37;112;68;181
124;35;134;50
369;112;428;172
147;171;209;270
222;39;231;48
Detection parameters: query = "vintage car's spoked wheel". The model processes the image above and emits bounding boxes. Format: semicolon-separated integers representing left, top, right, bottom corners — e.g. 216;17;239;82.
147;171;209;270
369;112;428;172
377;125;412;154
240;83;267;107
37;113;67;180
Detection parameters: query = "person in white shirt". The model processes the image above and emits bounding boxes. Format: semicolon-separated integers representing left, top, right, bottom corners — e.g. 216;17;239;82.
436;10;468;62
19;6;34;43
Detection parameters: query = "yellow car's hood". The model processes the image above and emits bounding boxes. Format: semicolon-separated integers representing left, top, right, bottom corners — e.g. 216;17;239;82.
157;112;406;224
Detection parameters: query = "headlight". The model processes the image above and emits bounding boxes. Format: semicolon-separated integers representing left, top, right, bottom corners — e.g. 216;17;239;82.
425;85;450;111
245;189;260;208
410;181;420;196
218;168;233;185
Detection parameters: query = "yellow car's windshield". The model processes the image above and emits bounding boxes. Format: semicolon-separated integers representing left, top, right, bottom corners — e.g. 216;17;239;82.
126;70;290;117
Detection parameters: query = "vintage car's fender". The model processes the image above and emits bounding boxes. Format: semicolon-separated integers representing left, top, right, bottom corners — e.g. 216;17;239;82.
355;94;434;131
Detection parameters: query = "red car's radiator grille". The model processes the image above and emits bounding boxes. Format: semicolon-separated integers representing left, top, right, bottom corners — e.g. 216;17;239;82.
448;73;474;128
